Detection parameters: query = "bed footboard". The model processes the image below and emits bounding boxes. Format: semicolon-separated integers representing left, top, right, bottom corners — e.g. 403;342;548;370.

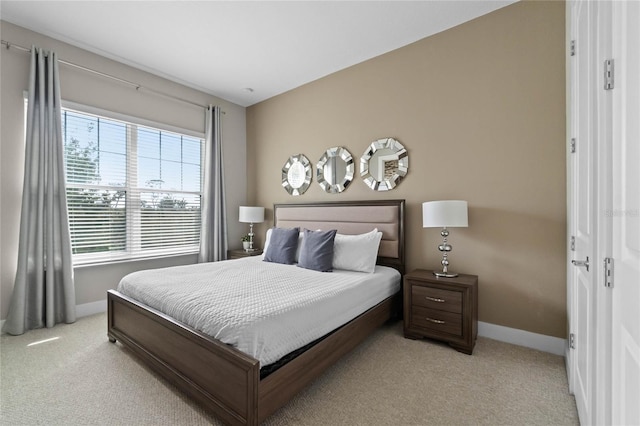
107;290;261;425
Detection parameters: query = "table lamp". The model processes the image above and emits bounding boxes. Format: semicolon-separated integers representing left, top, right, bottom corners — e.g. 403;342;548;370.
239;206;265;252
422;200;468;277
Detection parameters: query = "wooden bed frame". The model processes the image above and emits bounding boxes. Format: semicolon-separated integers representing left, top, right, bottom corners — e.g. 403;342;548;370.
107;200;405;425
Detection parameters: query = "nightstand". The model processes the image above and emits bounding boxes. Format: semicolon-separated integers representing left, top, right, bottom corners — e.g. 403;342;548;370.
227;249;263;259
403;269;478;354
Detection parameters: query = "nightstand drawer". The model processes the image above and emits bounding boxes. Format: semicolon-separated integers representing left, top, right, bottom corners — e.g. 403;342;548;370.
411;285;462;314
411;306;462;336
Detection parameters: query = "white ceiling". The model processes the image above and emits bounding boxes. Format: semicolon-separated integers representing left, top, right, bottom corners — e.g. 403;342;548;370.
1;1;516;107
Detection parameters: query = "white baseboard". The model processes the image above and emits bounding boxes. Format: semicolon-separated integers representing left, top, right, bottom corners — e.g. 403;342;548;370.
76;299;107;318
478;321;566;356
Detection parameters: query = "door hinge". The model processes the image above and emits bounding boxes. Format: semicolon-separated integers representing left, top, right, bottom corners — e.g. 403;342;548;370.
570;236;575;251
570;138;576;153
604;257;614;288
570;333;576;349
604;59;614;90
570;40;576;57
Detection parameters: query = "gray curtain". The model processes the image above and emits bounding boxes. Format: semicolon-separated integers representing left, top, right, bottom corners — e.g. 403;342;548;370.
198;106;228;262
4;47;76;335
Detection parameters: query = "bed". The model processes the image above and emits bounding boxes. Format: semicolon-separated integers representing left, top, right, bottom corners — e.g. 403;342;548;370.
107;199;405;425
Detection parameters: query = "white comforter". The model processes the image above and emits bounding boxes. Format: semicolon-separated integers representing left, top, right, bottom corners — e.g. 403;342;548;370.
117;257;400;366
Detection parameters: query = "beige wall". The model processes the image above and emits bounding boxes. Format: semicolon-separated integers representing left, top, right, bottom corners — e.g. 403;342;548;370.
0;21;247;320
247;1;566;338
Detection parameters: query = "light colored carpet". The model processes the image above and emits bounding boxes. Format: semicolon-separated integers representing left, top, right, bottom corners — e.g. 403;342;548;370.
0;313;578;425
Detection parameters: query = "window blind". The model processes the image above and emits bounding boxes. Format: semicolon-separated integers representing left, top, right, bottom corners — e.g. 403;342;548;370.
62;108;203;263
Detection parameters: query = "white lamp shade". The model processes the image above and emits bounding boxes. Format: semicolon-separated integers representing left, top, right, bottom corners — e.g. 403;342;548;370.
239;206;265;223
422;200;468;228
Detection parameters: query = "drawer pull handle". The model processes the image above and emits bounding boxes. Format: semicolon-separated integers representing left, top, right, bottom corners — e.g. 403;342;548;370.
425;296;445;303
425;317;446;324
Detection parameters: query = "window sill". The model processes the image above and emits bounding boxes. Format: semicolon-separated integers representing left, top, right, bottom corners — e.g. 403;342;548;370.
73;250;198;268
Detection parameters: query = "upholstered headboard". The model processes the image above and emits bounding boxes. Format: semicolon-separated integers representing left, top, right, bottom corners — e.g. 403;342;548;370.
274;200;405;274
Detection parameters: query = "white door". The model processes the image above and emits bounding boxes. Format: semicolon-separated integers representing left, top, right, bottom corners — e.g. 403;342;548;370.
567;1;599;423
611;1;640;424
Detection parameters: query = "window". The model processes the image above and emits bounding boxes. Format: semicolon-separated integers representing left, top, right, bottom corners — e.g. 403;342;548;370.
62;107;203;264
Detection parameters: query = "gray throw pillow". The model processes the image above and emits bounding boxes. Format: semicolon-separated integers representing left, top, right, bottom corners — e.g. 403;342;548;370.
263;227;300;264
297;229;338;272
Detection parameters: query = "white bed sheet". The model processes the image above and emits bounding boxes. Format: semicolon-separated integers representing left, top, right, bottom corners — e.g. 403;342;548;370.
117;257;400;366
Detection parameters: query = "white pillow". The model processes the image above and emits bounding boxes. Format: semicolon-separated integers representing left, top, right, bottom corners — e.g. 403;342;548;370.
262;228;273;258
332;229;383;273
263;228;304;261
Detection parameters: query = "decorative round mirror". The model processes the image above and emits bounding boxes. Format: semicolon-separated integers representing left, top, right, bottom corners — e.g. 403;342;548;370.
317;147;354;194
282;154;312;195
360;137;409;191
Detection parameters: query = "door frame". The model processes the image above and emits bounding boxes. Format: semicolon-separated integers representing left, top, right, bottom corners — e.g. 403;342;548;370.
593;2;613;425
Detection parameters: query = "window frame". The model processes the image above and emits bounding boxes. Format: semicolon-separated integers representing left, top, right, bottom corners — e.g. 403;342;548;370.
61;100;205;266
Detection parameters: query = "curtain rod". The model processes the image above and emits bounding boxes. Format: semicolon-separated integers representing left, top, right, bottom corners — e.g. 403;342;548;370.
2;39;224;112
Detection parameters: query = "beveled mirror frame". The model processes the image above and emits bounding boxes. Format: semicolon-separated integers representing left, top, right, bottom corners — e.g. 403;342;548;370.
360;137;409;191
282;154;312;196
316;146;354;194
